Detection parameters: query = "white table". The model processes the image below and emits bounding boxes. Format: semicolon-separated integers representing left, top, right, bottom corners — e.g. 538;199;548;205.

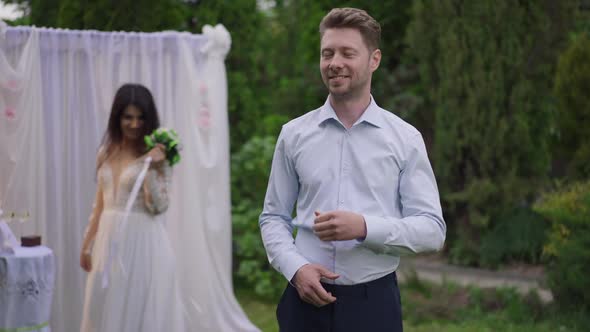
0;246;54;332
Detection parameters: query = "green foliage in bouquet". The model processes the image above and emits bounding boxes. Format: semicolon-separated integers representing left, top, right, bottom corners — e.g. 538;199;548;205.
144;128;181;166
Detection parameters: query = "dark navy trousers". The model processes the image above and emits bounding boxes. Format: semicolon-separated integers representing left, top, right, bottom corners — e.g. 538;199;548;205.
276;272;403;332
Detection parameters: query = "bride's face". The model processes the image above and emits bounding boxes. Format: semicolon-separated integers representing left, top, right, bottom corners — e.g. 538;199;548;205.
120;105;144;141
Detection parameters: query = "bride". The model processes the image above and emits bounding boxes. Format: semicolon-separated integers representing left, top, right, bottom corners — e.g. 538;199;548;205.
79;83;184;331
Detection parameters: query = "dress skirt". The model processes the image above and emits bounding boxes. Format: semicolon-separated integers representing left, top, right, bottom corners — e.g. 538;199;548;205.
80;209;185;332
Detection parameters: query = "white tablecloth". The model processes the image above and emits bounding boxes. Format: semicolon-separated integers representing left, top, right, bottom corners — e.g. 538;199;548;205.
0;246;54;332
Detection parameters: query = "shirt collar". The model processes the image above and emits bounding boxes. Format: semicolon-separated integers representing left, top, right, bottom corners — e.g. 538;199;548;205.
317;95;384;128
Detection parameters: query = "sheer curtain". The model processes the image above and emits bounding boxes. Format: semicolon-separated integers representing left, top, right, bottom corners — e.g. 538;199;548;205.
0;24;259;332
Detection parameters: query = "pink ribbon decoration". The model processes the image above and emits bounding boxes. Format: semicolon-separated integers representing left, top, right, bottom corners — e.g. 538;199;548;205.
4;107;16;120
197;106;211;129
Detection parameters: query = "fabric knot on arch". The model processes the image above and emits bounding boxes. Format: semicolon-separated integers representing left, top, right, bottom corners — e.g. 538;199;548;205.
201;24;231;60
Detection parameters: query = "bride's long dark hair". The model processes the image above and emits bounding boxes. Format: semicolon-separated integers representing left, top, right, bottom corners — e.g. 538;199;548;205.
97;83;160;170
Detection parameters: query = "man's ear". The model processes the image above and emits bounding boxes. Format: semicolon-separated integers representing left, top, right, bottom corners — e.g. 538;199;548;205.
370;49;382;72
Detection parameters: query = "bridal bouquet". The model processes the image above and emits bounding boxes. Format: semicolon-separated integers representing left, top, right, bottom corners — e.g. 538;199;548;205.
144;128;182;166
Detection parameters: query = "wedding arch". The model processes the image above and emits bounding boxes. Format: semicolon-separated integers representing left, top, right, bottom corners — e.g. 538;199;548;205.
0;23;259;332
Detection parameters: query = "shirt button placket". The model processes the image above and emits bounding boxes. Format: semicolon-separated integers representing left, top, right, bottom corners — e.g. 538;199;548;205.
338;130;349;208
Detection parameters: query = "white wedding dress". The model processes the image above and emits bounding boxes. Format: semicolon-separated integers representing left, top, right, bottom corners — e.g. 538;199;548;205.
80;159;185;332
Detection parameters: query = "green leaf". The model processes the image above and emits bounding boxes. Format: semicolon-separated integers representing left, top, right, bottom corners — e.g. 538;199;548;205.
144;135;154;148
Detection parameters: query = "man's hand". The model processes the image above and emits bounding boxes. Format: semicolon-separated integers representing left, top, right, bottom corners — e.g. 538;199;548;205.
292;264;339;307
313;210;367;241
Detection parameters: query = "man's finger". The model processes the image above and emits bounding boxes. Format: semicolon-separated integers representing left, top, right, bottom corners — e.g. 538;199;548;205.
318;266;340;280
314;229;334;241
304;290;327;307
302;286;325;306
312;221;333;232
311;283;336;304
314;211;334;223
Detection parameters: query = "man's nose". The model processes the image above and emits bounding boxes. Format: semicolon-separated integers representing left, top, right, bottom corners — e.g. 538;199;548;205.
329;54;344;70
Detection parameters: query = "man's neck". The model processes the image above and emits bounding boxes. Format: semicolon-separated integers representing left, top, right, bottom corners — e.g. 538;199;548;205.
329;93;371;129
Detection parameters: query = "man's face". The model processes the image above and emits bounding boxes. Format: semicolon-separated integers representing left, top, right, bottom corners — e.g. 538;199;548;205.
320;28;380;100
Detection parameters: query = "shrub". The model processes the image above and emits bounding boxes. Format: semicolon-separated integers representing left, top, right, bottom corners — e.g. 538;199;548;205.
533;181;590;312
407;0;575;265
479;207;548;268
231;135;285;299
554;34;590;179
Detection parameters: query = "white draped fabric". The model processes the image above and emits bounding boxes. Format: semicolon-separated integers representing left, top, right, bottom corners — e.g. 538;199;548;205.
0;24;259;332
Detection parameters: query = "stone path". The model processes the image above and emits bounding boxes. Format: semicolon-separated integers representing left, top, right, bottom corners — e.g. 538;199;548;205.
397;255;553;303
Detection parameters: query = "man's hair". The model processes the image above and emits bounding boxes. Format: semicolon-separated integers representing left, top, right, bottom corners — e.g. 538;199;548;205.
319;8;381;51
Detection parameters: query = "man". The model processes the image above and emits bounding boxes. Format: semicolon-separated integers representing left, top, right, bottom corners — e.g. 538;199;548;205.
259;7;446;332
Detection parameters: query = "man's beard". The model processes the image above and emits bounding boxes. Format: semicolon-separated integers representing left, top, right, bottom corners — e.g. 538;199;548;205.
328;80;363;101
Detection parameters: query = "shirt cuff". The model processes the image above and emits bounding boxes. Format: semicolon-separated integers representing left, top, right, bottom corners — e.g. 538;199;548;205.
363;215;398;248
276;252;309;283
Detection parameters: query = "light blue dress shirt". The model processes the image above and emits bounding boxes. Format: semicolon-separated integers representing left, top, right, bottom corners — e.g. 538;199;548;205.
259;97;446;285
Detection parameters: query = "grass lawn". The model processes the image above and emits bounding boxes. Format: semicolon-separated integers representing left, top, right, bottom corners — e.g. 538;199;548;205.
235;288;279;332
235;278;589;332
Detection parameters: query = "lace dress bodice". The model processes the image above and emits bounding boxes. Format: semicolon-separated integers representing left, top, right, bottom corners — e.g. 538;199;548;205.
98;159;171;214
